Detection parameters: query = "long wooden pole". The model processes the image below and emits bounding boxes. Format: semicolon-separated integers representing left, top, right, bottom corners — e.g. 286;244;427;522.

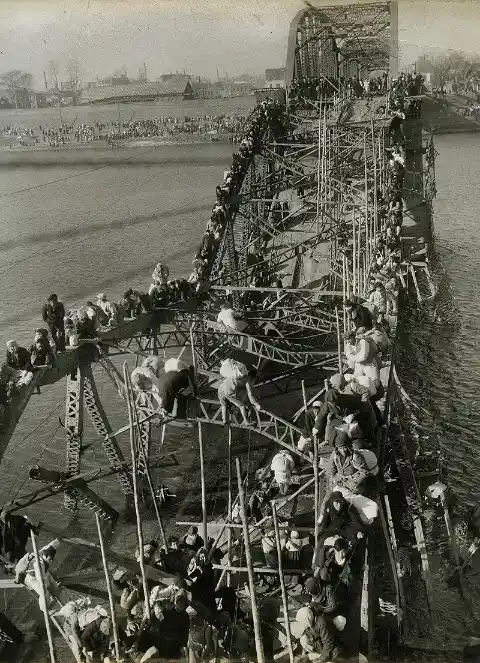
190;324;208;548
95;513;121;660
198;420;208;550
271;502;295;663
352;208;357;295
335;306;343;374
364;132;369;273
30;532;57;663
124;364;151;621
236;457;265;663
227;426;233;587
131;396;167;549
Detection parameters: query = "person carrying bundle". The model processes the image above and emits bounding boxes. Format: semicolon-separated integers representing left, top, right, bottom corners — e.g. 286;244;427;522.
353;327;380;383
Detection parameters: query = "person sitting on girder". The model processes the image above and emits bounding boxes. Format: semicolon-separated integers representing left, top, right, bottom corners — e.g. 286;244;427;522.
314;374;375;446
352;326;381;384
96;292;123;327
120;288;152;317
313;492;365;575
5;341;33;376
14;538;62;610
344;298;373;331
29;335;55;370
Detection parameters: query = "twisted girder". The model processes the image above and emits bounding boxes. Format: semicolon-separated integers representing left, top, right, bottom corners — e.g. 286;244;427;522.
132;394;309;463
198;323;336;368
82;365;133;495
64;369;84;511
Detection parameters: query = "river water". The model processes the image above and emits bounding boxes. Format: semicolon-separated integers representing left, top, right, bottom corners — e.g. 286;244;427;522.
398;133;480;510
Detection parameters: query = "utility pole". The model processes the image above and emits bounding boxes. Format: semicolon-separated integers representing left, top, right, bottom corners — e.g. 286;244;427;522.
43;70;48;92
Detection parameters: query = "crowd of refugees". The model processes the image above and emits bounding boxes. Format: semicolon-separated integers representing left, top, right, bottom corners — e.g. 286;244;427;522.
289;73;390;110
1;115;250;148
0;78;429;660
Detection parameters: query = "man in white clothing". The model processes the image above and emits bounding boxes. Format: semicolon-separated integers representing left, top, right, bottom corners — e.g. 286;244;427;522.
217;305;248;333
270;450;295;496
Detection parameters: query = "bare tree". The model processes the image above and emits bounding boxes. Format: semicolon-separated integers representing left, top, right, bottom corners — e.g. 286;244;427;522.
429;54;453;93
67;59;83;105
0;69;34;89
48;59;60;92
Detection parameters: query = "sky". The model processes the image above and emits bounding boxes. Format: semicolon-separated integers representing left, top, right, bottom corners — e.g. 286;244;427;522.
0;0;479;87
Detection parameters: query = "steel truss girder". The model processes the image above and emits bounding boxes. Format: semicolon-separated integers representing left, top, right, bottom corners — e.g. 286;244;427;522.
66;482;118;521
82;364;133;496
199;323;336;368
134;394;309;463
64;368;84;510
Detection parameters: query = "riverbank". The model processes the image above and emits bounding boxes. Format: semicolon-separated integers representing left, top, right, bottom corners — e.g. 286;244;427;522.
0;134;237;162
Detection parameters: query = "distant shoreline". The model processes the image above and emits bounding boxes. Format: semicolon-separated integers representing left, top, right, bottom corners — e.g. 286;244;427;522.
0;134;236;164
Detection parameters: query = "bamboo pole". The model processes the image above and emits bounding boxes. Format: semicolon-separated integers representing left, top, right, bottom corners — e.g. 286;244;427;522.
335;306;343;374
371;117;378;254
364;132;369;273
131;393;167;550
271;502;295;663
189;324;208;548
235;457;265;663
342;255;347;336
212;563;313;575
198;421;208;550
352;208;357;295
124;364;151;621
30;531;57;663
95;513;121;661
227;426;233;587
316;102;322;234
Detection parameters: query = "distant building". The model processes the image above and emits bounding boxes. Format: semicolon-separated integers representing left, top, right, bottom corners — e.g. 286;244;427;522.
190;79;213;99
98;75;131;87
415;56;439;90
80;79;195;104
265;68;286;89
0;86;31;109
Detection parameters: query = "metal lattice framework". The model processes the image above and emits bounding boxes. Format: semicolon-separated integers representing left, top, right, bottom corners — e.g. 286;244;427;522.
286;1;399;86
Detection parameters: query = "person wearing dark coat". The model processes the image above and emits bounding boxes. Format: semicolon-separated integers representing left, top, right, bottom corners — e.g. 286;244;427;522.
41;294;65;351
30;339;55;369
0;509;37;563
157;368;194;414
345;300;373;330
182;526;204;553
320;492;364;535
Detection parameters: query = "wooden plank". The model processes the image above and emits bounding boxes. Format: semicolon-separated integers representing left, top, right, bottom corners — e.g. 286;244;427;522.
413;516;434;613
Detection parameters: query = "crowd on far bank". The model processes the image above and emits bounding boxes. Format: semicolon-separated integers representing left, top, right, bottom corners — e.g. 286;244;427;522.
0;114;251;149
